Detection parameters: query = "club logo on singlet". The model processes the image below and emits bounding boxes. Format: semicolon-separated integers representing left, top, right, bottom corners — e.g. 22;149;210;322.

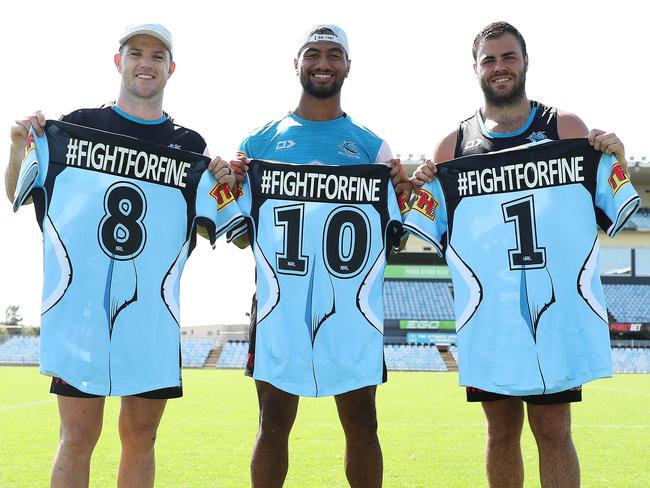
338;140;361;159
464;138;482;151
275;140;296;151
526;131;547;143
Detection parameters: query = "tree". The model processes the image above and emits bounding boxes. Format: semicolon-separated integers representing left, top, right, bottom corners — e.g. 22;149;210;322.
5;305;23;326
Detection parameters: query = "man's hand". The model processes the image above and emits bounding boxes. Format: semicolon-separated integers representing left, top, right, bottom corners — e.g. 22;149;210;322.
6;110;46;203
208;156;236;188
410;159;437;191
387;158;412;202
230;157;250;184
588;129;626;170
12;111;46;145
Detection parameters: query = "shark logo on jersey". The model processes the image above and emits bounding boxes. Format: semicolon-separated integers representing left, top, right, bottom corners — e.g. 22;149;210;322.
526;131;547;143
464;139;482;151
275;140;296;151
338;141;361;159
168;143;182;149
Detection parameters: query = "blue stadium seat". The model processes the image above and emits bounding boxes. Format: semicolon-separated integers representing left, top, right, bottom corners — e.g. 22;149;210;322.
603;284;650;322
0;336;40;365
216;341;249;368
611;347;650;373
181;338;213;368
384;280;454;320
384;344;447;371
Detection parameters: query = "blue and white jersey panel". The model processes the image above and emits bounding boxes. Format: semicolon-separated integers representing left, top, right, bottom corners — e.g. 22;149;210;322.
404;139;639;395
238;113;392;165
238;161;402;397
13;121;243;396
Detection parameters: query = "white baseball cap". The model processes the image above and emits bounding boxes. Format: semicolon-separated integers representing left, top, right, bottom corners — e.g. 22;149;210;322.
297;24;349;58
119;23;174;58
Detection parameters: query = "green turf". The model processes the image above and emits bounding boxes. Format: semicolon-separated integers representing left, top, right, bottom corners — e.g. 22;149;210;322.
0;368;648;487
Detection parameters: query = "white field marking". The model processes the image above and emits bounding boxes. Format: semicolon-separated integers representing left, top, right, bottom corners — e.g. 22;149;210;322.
588;385;650;397
405;423;650;429
0;399;55;412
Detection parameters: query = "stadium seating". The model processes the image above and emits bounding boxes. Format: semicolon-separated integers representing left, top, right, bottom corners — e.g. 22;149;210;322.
216;340;249;368
449;345;459;366
215;341;449;371
384;344;447;371
0;336;39;364
626;207;650;229
181;338;213;368
603;284;650;323
611;347;650;373
384;280;454;320
0;336;214;368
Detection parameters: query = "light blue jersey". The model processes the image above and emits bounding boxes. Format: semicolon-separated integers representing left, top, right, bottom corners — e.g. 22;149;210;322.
236;113;403;396
14;121;243;396
238;112;392;166
404;139;639;396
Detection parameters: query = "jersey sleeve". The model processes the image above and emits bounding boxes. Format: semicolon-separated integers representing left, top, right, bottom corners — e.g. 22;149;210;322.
594;154;640;237
226;173;252;242
402;179;447;256
13;128;48;212
195;170;245;245
385;179;406;251
375;140;393;163
237;137;253;159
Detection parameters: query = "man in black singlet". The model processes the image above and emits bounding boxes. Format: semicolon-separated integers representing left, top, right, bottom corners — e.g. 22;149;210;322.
411;22;626;488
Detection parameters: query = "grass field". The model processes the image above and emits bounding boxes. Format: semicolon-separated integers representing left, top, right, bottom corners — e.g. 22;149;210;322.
0;368;648;487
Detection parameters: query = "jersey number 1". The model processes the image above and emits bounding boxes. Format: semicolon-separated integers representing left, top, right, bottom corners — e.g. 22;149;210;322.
502;195;546;269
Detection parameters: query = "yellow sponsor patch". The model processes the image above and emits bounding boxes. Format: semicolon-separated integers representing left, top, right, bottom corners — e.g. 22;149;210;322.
608;161;630;195
23;132;35;162
398;193;410;215
209;183;235;210
412;189;438;221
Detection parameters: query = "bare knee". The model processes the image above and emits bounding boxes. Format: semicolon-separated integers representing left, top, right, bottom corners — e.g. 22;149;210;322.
57;396;104;455
528;404;573;447
483;399;524;447
118;398;166;452
256;381;298;443
336;387;379;442
59;418;102;455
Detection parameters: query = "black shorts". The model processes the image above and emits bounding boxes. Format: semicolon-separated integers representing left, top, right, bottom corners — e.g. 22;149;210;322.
50;377;182;399
466;386;582;405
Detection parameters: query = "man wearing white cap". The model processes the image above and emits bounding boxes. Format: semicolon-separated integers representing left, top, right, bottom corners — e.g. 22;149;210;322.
5;23;233;488
229;24;410;488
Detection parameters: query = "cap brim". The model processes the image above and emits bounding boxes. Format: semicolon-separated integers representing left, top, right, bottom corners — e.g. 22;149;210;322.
119;30;173;56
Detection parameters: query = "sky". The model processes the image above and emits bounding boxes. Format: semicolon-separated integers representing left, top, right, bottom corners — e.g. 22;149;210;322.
1;0;648;327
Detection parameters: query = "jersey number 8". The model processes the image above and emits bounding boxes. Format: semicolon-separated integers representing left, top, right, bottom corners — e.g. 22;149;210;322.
98;182;148;261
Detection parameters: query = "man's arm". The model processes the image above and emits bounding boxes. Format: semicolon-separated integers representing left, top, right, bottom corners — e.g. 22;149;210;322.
410;129;458;190
5;111;46;203
557;109;626;169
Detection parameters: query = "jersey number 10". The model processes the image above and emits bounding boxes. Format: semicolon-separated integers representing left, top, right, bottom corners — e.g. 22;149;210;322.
274;203;371;279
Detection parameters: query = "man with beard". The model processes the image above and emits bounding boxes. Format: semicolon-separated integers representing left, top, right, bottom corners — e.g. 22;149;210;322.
411;22;625;488
229;24;409;488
